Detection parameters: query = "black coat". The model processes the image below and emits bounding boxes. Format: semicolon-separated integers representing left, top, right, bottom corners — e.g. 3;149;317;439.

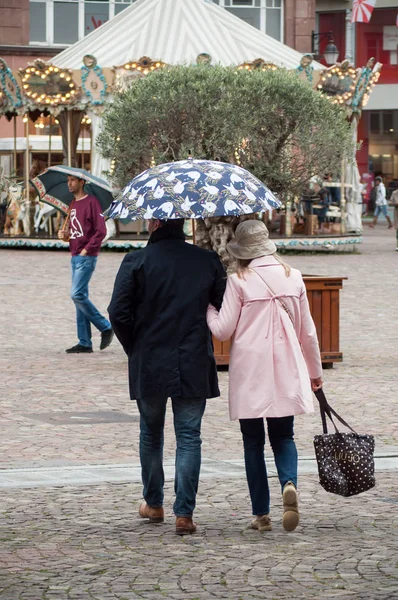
108;225;226;400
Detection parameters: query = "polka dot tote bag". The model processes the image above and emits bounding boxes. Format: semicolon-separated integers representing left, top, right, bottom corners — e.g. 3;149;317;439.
313;389;375;497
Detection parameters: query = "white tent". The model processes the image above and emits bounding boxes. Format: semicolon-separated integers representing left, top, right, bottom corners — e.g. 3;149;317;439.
53;0;323;70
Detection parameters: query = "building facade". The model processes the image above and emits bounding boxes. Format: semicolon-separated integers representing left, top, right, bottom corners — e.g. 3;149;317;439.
315;0;398;190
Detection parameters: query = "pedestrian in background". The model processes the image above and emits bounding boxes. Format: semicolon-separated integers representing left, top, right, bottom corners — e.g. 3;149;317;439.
390;188;398;251
108;218;226;536
207;220;323;533
58;175;113;353
370;176;393;229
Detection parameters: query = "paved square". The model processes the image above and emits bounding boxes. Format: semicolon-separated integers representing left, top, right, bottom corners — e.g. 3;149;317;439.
0;227;397;599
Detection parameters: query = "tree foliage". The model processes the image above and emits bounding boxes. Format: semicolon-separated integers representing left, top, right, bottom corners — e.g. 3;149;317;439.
98;65;353;198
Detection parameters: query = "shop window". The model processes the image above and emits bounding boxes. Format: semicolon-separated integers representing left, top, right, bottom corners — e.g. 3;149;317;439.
382;113;394;134
30;2;47;43
54;2;79;44
370;113;380;135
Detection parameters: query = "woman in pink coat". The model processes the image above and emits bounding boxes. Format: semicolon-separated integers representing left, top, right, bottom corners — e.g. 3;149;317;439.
207;220;323;533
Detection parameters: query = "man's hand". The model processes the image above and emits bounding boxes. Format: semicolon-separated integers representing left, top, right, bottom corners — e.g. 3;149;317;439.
80;249;88;256
58;230;69;241
311;377;323;391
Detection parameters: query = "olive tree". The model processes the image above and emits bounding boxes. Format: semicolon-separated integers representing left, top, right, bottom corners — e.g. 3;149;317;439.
98;65;353;266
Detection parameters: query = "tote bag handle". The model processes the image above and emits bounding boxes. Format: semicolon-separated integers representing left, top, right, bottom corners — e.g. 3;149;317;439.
314;388;357;435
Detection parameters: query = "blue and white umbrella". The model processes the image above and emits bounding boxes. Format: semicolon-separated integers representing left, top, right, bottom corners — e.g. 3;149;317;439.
106;159;280;221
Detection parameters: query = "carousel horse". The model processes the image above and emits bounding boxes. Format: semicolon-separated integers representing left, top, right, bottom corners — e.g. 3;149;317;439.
3;182;28;236
34;202;57;233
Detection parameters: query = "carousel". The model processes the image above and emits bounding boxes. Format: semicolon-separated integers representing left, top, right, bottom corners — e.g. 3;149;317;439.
0;0;381;251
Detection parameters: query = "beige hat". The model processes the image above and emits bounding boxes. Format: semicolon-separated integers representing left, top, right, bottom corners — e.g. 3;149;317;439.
227;220;276;260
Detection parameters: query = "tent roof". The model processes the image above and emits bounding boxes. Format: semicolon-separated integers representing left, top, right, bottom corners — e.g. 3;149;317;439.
53;0;323;70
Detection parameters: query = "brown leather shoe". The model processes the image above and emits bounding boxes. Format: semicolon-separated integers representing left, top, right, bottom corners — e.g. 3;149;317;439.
139;502;164;523
175;517;197;535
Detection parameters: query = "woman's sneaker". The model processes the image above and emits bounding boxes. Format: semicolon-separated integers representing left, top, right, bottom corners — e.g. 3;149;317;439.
282;482;299;532
250;514;272;532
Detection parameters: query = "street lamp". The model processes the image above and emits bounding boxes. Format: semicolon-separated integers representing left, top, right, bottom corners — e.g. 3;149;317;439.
311;31;340;65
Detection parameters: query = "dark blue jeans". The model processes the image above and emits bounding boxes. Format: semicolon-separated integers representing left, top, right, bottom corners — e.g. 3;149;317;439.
239;416;298;516
71;255;111;348
136;396;206;518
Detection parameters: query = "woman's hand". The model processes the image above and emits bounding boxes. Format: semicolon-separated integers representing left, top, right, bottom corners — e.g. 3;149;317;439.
311;377;323;391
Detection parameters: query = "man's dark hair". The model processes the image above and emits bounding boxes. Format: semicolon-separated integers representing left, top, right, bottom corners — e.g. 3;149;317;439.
158;219;185;230
375;176;383;182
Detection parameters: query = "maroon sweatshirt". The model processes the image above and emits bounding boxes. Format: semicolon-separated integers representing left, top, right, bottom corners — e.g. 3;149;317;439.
68;195;106;257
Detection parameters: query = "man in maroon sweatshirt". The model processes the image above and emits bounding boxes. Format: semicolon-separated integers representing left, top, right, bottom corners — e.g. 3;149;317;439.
58;175;113;353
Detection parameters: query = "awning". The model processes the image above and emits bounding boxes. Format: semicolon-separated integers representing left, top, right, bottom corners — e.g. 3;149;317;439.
363;84;398;111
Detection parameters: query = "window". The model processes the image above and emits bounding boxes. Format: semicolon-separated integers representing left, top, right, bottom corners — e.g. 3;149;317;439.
30;2;46;42
85;1;109;35
54;2;79;44
370;113;380;134
382;112;394;134
226;6;260;29
29;0;281;45
225;0;283;41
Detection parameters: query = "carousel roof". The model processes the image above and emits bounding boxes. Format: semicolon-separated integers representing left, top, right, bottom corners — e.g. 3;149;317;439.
52;0;323;70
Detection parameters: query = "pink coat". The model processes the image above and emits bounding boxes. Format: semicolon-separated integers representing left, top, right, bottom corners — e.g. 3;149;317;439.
207;256;323;420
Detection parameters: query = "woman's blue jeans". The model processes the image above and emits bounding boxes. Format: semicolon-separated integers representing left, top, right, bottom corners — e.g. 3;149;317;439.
71;255;111;348
239;416;298;516
136;396;206;518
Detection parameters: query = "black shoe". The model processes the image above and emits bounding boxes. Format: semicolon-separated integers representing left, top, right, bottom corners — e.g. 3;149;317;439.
100;328;114;350
66;344;93;354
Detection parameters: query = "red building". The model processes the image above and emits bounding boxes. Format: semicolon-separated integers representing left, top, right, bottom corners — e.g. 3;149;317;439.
316;1;398;188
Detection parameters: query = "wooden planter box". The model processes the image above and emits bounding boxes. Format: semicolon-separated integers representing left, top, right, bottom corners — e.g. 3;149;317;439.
213;275;346;369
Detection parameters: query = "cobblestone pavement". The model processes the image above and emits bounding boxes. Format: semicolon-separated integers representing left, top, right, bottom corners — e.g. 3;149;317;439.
1;227;398;599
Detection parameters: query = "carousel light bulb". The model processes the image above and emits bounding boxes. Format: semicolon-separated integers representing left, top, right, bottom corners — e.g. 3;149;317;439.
41;74;46;79
156;62;160;67
132;63;137;68
66;93;70;98
125;64;130;69
39;123;44;128
86;118;91;124
69;83;74;88
60;73;65;78
23;84;28;89
23;116;28;123
54;68;59;73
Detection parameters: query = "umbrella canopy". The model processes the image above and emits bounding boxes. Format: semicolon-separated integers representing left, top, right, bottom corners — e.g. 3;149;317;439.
31;166;114;215
106;159;280;221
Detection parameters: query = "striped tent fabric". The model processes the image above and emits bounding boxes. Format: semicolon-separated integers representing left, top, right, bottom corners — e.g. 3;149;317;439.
351;0;377;23
52;0;324;70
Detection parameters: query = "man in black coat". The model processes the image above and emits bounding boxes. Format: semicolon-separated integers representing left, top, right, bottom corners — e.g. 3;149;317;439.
108;219;226;535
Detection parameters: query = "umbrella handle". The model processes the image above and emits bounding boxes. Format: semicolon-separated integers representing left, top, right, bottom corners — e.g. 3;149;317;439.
60;198;75;234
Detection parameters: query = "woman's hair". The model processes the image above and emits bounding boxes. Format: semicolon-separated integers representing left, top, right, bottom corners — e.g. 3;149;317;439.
236;253;291;279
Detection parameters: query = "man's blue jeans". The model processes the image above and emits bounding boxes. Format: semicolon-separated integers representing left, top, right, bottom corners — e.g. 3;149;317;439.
71;255;111;348
136;396;206;517
239;416;298;516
